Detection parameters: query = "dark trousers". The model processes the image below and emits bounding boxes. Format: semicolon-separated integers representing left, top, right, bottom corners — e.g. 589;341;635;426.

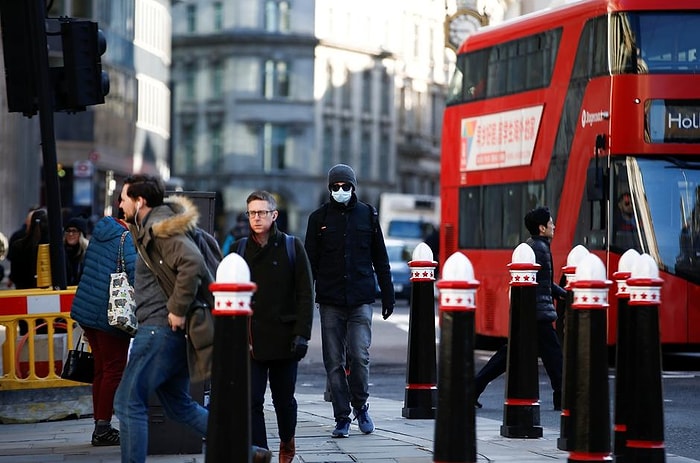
250;357;298;449
475;320;562;398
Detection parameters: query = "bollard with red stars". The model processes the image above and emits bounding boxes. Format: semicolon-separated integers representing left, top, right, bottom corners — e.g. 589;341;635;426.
612;249;641;463
434;252;480;463
558;245;590;451
567;253;612;463
624;253;666;463
501;243;542;438
403;242;438;419
205;253;257;463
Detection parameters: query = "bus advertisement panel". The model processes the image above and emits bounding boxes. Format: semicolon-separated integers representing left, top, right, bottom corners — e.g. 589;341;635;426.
440;0;700;348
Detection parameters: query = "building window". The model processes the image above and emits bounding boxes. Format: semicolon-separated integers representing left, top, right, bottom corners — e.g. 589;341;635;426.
263;60;290;99
341;69;352;109
381;72;391;116
361;70;372;114
263;123;288;171
265;0;290;33
360;126;371;178
340;126;352;164
323;124;334;168
183;62;196;99
213;2;223;31
324;64;334;108
210;123;223;171
379;130;390;175
186;4;196;33
182;124;195;172
211;61;223;99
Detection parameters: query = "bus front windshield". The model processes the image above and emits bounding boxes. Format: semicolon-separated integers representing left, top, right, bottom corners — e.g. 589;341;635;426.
613;12;700;74
622;157;700;283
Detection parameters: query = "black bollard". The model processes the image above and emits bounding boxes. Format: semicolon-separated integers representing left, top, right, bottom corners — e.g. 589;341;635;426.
612;249;640;463
500;244;542;439
403;243;438;419
558;245;589;451
434;252;480;463
567;253;612;463
206;274;257;463
625;253;666;463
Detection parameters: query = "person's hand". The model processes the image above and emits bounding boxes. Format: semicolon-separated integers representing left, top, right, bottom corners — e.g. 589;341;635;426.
382;305;394;320
291;335;308;361
168;313;186;331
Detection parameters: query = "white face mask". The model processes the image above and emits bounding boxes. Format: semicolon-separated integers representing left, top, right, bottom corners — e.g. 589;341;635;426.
331;189;352;204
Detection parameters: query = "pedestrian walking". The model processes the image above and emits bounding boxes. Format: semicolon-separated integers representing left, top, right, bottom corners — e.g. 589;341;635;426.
70;216;136;446
474;206;565;410
304;164;395;438
236;190;314;463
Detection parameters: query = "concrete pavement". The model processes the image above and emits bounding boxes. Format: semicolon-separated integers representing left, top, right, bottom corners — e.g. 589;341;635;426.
1;391;698;463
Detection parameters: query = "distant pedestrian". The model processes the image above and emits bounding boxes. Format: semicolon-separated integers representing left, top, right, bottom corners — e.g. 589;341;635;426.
474;206;565;410
64;216;89;286
70;216;136;446
304;164;395;438
237;190;314;463
8;208;49;289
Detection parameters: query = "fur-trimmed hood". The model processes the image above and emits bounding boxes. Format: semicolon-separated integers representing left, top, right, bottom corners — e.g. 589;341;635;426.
150;195;200;239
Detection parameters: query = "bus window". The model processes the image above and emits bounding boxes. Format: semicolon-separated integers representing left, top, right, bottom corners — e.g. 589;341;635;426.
459;182;544;249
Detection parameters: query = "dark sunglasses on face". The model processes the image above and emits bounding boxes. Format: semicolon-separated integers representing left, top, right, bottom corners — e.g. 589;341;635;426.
331;183;352;192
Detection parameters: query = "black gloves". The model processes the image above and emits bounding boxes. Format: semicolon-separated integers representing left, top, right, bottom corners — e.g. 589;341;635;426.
291;335;308;361
382;305;394;320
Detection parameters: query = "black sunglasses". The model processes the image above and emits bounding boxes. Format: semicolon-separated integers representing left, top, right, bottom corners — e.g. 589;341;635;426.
331;183;352;192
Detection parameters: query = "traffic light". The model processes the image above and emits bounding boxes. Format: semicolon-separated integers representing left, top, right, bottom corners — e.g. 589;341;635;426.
0;0;39;116
55;19;110;111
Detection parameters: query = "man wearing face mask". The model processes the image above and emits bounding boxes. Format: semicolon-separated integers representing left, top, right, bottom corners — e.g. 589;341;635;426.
304;164;395;438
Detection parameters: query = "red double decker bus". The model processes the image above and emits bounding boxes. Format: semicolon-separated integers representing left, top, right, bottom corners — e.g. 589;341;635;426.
440;0;700;348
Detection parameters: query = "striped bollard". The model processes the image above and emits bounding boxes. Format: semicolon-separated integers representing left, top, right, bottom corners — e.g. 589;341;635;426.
434;252;480;463
612;249;641;463
206;253;257;463
403;242;438;419
625;253;666;463
567;253;612;463
501;243;542;438
558;245;590;451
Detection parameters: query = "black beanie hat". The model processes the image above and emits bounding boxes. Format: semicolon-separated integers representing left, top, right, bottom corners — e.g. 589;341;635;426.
524;207;551;236
327;164;357;190
65;217;88;236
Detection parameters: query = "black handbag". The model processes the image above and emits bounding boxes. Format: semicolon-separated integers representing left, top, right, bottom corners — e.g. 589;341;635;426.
61;333;94;383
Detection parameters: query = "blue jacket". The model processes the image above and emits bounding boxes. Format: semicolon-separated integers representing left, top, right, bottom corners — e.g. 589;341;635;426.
70;216;136;336
305;195;395;309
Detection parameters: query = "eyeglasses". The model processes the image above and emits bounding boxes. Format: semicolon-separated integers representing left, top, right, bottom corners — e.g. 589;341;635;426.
246;210;274;218
65;228;81;235
331;183;352;192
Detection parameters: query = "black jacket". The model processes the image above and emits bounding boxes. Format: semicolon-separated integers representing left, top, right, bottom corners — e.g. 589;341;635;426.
240;223;314;361
527;235;566;322
305;195;395;309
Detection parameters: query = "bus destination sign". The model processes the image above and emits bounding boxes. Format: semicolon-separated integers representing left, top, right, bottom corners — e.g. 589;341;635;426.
647;99;700;143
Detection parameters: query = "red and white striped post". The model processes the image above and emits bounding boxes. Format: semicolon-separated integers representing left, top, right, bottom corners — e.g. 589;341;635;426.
403;242;438;419
206;253;257;463
567;253;612;463
612;249;641;463
625;253;665;463
501;243;542;438
558;245;590;451
434;252;480;463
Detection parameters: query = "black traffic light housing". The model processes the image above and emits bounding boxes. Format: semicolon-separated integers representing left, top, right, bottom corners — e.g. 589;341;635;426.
53;18;110;112
0;0;39;116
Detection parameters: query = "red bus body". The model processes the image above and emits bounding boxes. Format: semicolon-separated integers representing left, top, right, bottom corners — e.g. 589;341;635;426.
441;0;700;348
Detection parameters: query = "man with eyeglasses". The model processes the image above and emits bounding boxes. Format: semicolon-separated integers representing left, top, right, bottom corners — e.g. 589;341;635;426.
304;164;395;438
236;190;313;463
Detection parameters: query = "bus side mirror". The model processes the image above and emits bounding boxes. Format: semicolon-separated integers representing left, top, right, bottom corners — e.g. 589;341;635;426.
586;165;606;201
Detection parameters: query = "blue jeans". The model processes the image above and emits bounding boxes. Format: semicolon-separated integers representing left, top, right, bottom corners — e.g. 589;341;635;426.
114;326;208;463
250;358;298;449
319;304;372;421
